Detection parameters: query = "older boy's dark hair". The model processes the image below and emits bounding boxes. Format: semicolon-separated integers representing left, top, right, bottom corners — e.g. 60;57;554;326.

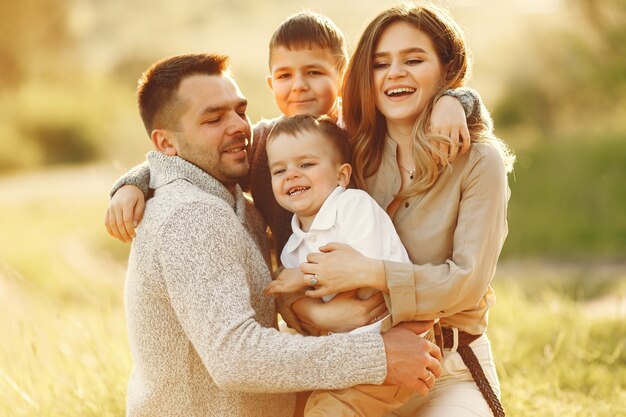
137;53;229;135
267;115;351;164
269;11;349;73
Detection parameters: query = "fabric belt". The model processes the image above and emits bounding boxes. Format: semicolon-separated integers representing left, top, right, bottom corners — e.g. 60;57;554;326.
436;326;506;417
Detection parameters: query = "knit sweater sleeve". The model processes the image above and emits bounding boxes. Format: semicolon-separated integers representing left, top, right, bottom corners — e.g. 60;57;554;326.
109;161;151;199
442;87;492;131
157;199;387;393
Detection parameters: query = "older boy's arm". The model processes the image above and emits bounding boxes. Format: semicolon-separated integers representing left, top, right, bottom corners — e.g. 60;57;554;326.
430;87;490;163
442;87;478;119
442;88;492;132
110;161;151;199
105;185;146;242
105;161;151;242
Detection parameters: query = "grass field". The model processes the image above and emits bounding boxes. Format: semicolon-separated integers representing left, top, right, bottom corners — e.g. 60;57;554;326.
503;132;626;260
0;155;624;417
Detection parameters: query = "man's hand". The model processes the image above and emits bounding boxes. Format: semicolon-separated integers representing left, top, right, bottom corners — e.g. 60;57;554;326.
104;185;146;242
264;267;308;295
382;321;442;396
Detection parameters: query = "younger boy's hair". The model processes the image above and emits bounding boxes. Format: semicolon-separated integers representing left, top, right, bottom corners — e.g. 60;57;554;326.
137;53;229;135
267;115;351;164
268;11;349;73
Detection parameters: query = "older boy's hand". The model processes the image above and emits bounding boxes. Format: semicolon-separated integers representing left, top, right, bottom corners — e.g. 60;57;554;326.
104;185;145;243
382;321;442;395
430;95;471;164
264;267;308;295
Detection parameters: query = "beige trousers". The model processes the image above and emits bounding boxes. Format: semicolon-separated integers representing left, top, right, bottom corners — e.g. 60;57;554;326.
387;334;501;417
301;334;500;417
304;384;415;417
303;330;437;417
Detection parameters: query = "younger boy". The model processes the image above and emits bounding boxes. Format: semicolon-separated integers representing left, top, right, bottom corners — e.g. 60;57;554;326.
264;114;430;417
105;10;479;259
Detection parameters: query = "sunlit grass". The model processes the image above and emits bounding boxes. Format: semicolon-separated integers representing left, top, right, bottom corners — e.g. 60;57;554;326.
502;132;626;260
490;272;626;416
0;164;130;416
0;288;129;417
0;164;624;417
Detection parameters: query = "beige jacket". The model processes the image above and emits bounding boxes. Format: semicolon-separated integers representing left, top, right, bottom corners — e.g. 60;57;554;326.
365;140;510;335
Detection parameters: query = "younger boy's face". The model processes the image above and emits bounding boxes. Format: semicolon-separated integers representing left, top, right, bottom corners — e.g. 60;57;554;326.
267;47;341;119
267;130;350;230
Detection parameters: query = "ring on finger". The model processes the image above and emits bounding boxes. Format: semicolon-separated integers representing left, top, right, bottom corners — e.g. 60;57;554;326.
424;371;434;384
309;274;319;286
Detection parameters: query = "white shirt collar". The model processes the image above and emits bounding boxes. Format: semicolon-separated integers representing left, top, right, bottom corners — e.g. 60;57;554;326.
282;186;346;254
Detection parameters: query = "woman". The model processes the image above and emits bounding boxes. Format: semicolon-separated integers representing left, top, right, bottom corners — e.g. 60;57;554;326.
294;4;515;416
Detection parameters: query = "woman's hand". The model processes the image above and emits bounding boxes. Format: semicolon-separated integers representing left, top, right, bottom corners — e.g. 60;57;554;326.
104;185;146;242
429;95;471;164
300;242;387;299
292;290;388;333
264;268;308;295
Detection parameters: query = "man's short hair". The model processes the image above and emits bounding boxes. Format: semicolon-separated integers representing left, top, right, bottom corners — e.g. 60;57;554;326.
267;115;351;164
137;53;229;135
268;11;349;73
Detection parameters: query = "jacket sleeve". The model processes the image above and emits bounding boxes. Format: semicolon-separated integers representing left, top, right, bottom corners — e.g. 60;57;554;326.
384;145;509;323
442;87;493;133
109;161;151;198
157;200;387;393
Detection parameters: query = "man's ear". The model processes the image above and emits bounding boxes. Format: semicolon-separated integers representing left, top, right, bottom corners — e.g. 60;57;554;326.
151;129;178;156
337;163;352;188
265;75;274;92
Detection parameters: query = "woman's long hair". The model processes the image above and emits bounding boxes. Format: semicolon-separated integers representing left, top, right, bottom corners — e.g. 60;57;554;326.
342;4;514;198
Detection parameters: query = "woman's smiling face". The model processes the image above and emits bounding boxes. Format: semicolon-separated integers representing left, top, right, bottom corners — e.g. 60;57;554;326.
372;21;446;128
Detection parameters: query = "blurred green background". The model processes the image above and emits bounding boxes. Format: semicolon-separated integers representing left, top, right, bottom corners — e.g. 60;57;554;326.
0;0;624;416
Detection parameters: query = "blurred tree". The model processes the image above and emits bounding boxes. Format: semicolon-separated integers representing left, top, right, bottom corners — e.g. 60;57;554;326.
0;0;76;87
493;0;626;135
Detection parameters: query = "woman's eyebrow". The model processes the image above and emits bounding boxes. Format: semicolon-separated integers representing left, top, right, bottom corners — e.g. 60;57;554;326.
373;47;428;58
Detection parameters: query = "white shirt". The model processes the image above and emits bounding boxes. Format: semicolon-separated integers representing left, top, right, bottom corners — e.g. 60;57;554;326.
281;186;411;334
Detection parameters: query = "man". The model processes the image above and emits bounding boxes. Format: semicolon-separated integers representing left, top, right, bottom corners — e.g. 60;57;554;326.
124;53;441;417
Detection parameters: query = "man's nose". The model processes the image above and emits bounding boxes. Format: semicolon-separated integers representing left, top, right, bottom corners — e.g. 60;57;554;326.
226;113;251;137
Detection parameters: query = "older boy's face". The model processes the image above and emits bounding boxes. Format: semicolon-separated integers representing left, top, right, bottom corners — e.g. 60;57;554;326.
267;130;349;230
267;47;340;119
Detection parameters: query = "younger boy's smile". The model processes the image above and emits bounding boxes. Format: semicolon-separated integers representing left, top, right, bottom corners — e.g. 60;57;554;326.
267;129;350;232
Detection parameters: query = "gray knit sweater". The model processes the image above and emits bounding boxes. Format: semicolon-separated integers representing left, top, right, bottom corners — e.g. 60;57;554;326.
124;151;387;417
